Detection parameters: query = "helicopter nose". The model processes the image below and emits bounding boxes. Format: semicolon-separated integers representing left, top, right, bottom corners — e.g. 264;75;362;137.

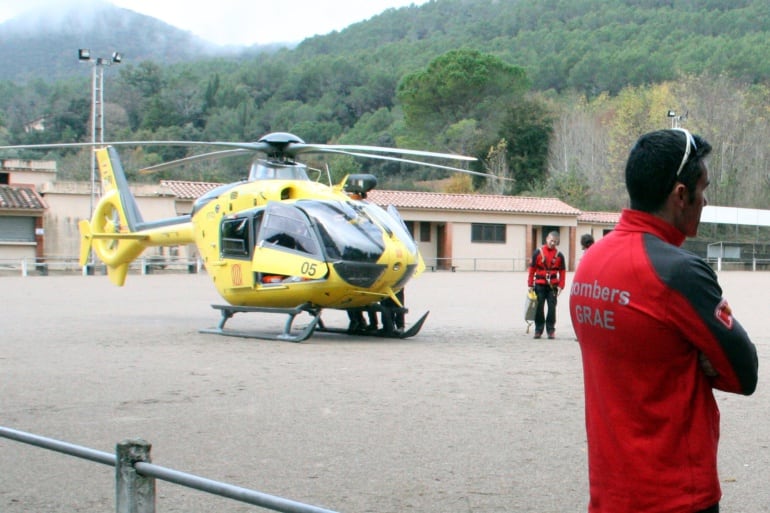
333;262;387;288
392;263;418;289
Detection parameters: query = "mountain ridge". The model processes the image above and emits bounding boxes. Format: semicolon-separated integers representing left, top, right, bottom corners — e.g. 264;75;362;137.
0;1;286;82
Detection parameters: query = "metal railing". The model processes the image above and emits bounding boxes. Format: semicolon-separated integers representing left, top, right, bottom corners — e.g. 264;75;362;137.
425;256;770;273
4;254;770;277
425;257;529;272
0;426;339;513
0;256;203;277
706;257;770;272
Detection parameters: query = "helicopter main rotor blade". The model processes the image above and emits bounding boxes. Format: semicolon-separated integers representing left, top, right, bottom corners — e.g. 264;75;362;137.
139;149;252;174
323;149;512;181
292;144;477;162
0;141;275;152
0;142;108;151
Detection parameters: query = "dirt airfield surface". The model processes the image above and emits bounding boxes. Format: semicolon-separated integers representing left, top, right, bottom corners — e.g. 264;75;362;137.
1;271;769;513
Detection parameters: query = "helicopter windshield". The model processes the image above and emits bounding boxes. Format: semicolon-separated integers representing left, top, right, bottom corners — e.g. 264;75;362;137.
249;161;310;181
298;200;385;263
360;203;418;257
259;203;321;257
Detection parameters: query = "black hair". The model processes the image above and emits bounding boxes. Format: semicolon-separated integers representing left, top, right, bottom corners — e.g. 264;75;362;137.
625;129;712;212
580;233;594;249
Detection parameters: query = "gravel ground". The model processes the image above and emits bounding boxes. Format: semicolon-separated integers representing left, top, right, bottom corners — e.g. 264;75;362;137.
1;271;768;513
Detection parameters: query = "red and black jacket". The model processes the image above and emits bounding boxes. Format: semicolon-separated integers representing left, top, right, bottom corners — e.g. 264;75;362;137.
570;209;758;513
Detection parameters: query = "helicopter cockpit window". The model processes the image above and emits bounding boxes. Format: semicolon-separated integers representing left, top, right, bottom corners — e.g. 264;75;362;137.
249;161;310;181
297;200;385;263
221;216;251;258
259;203;320;257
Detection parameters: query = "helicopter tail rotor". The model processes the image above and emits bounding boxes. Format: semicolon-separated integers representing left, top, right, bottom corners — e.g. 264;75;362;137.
78;146;193;286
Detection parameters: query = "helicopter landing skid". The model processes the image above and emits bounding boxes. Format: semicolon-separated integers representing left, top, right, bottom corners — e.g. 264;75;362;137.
200;303;321;342
317;311;430;339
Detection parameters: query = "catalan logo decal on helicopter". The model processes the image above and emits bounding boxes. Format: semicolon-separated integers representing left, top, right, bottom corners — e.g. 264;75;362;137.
231;264;243;286
1;132;495;342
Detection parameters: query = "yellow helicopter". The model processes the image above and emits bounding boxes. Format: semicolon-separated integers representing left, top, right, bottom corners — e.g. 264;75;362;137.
3;133;480;341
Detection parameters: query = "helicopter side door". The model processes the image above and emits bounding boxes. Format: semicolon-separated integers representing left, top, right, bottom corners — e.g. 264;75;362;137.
252;202;328;283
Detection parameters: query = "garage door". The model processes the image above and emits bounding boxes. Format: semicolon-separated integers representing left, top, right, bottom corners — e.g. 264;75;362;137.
0;216;35;242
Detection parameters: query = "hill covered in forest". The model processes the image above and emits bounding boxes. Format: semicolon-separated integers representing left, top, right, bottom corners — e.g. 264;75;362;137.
287;0;770;95
3;0;770;213
2;0;769;94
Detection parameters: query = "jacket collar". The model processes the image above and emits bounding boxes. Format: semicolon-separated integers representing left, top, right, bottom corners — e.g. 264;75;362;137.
617;208;687;247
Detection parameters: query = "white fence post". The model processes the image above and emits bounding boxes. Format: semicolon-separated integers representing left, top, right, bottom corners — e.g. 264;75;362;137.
116;439;155;513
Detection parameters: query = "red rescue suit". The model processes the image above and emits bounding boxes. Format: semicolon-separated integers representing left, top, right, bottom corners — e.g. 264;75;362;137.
528;245;566;335
570;209;757;513
528;245;566;289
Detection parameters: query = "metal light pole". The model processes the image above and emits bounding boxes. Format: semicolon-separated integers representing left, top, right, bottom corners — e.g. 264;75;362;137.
78;49;121;269
78;49;122;216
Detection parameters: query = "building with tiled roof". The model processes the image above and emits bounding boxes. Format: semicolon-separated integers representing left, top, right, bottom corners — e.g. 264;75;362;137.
0;184;48;263
364;189;588;271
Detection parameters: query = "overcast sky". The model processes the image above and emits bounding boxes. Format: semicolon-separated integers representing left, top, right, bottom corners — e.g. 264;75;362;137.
0;0;430;46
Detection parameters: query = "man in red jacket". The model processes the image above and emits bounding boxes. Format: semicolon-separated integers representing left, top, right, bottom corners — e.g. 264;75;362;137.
570;128;758;513
527;231;566;339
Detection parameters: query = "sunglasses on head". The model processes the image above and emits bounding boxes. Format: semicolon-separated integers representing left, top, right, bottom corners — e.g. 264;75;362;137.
672;128;697;178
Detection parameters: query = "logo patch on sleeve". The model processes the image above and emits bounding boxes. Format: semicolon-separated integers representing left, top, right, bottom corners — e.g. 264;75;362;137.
714;299;734;329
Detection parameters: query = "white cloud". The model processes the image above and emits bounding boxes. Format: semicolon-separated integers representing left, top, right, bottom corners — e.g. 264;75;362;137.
0;0;429;46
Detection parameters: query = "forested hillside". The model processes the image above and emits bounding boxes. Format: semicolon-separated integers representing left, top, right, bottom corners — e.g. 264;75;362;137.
1;0;769;219
293;0;770;95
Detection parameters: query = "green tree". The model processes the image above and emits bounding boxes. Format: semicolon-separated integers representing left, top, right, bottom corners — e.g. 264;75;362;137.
396;49;530;141
497;96;553;193
115;61;166;131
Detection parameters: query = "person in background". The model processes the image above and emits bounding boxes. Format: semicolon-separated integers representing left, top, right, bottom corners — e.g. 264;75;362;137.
569;128;758;513
527;231;566;339
580;233;594;251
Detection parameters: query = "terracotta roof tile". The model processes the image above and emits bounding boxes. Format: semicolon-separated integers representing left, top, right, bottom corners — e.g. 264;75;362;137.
160;180;224;200
0;184;47;211
157;180;618;221
578;211;621;224
368;189;582;216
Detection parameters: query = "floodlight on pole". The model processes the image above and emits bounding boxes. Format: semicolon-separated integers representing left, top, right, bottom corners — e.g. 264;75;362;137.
667;110;678;129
